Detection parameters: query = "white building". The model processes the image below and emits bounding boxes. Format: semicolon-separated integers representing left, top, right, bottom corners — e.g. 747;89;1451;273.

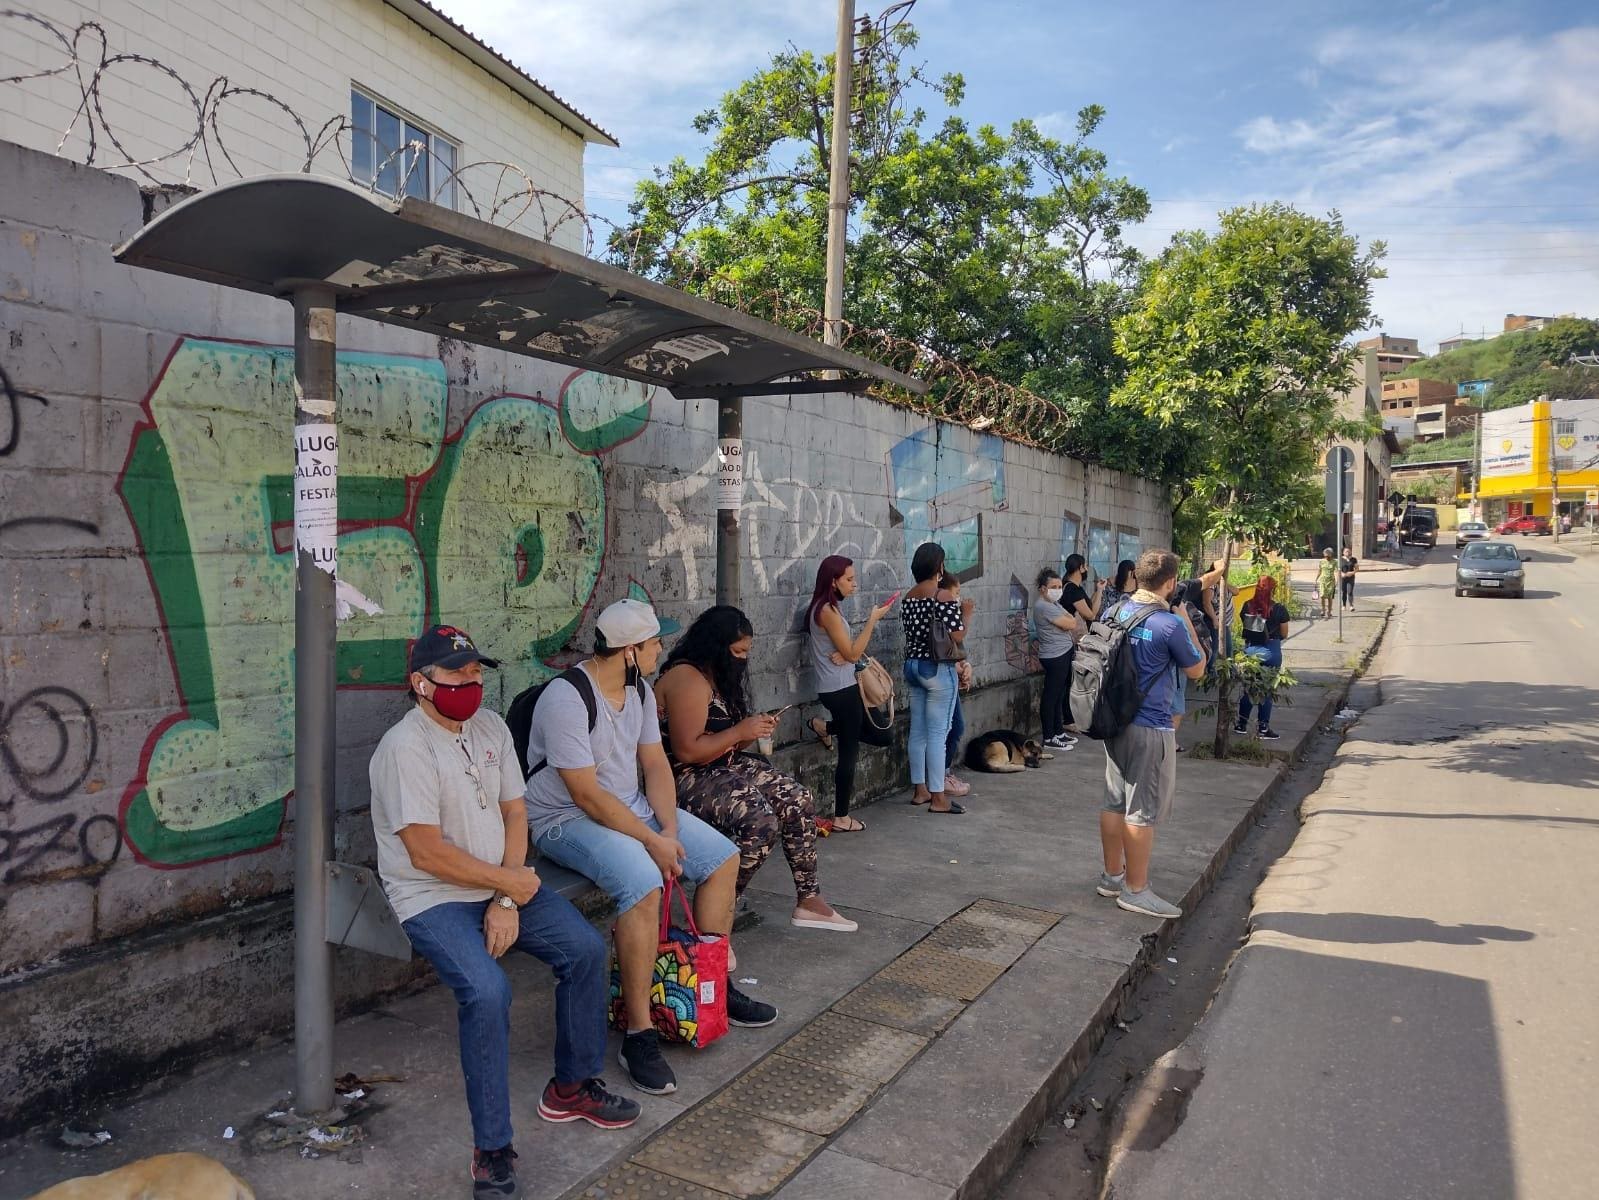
0;0;615;250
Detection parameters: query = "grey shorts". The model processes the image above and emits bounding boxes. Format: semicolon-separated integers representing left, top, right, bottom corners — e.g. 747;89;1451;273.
1102;724;1177;827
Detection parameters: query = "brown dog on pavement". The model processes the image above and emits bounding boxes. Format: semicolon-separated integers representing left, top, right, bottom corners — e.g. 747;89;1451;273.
963;730;1051;773
27;1152;255;1200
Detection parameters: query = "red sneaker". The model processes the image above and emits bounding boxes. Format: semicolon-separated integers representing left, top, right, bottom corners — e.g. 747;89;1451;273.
537;1077;641;1129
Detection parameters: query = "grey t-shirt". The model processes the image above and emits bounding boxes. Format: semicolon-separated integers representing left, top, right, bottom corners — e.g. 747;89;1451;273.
1033;596;1075;659
809;605;857;694
368;706;523;923
524;665;661;842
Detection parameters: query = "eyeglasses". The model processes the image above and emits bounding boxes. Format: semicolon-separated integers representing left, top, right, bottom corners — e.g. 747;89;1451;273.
460;744;488;810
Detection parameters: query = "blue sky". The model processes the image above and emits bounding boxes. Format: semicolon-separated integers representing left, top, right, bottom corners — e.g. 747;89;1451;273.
441;0;1599;353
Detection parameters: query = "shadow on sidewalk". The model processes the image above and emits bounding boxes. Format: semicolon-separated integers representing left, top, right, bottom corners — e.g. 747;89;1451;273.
1251;911;1534;946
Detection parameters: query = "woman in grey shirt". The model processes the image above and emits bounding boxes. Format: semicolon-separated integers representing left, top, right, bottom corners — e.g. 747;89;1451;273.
806;555;894;832
1033;568;1080;750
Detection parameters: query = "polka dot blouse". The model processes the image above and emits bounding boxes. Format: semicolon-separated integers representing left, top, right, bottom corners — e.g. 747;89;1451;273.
901;595;965;660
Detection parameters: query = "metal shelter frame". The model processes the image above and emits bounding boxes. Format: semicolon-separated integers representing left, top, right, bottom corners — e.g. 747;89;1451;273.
115;175;926;1113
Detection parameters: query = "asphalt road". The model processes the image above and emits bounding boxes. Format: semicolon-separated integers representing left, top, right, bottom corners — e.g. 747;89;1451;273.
1105;540;1599;1200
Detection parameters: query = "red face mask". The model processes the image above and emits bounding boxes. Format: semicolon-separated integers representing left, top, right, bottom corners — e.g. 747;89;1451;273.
429;679;483;722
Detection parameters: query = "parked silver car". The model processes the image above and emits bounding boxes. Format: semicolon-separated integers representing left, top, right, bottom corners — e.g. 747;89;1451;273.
1455;541;1527;598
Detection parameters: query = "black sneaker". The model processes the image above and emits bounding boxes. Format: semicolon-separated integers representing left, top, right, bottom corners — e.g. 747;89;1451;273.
619;1028;677;1094
1258;727;1281;741
727;983;779;1028
1233;718;1248;735
471;1145;519;1198
538;1077;641;1128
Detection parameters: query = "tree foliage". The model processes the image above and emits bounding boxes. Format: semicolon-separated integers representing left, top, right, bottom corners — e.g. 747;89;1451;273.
608;24;1184;476
1109;203;1384;755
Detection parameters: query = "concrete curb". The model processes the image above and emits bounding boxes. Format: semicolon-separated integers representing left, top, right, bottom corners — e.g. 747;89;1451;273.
930;604;1396;1199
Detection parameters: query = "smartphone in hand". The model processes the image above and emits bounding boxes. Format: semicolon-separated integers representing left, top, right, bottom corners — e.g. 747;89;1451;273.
767;704;792;719
881;590;902;607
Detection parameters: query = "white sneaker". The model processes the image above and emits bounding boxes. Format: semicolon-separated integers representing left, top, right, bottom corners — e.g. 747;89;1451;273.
792;908;859;932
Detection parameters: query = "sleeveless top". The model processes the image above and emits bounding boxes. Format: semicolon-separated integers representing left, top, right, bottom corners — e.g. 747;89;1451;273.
809;604;857;694
659;665;739;776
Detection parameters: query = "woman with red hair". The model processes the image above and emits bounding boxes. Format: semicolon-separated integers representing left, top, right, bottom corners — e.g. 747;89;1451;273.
806;556;896;832
1235;576;1291;741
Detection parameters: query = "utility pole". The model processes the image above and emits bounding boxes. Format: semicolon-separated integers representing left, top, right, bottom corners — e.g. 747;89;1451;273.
823;0;855;349
1547;394;1562;544
1470;409;1480;520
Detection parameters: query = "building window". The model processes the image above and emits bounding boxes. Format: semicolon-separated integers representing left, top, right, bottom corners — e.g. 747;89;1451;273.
350;88;458;208
1556;418;1577;436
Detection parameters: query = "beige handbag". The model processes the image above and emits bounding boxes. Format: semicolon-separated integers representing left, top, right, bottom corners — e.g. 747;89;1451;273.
857;656;895;730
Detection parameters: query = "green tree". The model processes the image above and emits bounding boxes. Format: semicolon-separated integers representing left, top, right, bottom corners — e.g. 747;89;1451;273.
1110;204;1384;757
609;24;1180;476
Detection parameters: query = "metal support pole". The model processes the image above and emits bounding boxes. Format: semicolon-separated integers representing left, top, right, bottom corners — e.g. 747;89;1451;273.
716;398;743;607
290;284;338;1115
822;0;855;349
1337;450;1344;645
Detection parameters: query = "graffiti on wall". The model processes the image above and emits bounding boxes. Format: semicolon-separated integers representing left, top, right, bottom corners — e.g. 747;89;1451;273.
115;339;645;867
1060;509;1082;567
643;445;900;602
1003;575;1041;675
886;428;1006;581
1116;526;1142;572
1087;520;1114;584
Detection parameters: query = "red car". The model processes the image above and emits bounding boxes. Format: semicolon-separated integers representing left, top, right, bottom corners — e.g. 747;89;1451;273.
1495;515;1551;536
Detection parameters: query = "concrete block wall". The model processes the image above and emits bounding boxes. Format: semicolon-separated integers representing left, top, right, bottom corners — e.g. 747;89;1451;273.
0;0;590;249
0;141;1169;1131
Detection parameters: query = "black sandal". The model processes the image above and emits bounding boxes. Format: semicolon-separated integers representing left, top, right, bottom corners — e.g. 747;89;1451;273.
927;802;967;814
808;717;834;751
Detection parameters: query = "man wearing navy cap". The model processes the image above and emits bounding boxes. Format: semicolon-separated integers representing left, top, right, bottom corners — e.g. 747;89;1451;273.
370;624;638;1200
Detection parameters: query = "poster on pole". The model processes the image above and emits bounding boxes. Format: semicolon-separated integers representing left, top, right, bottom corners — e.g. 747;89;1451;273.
716;438;744;511
294;423;338;575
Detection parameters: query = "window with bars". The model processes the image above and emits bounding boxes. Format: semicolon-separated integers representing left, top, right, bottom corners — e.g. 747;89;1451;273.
350;89;458;209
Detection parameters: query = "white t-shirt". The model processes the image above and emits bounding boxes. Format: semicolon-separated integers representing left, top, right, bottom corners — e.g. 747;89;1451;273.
523;664;661;842
368;706;523;923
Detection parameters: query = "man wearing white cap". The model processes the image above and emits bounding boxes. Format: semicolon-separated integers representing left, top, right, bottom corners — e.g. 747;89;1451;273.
526;599;775;1097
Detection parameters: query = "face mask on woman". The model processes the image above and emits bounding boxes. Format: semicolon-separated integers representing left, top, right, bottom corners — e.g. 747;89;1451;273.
1045;587;1064;603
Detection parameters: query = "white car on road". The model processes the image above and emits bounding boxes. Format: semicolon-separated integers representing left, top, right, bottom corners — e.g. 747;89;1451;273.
1454;520;1490;549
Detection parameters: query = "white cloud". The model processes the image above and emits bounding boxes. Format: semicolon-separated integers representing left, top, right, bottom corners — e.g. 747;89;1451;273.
1237;116;1321;154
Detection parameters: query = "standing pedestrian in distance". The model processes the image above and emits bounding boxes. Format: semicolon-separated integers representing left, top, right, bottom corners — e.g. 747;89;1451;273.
939;573;973;797
902;542;969;814
1061;554;1103;627
1098;559;1137;617
1033;568;1079;751
1235;576;1290;741
805;555;895;833
1339;550;1358;610
1317;547;1337;619
1096;551;1206;920
369;625;639;1200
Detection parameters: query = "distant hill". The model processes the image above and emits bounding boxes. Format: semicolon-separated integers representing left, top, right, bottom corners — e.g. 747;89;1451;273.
1393;317;1599;412
1394;331;1536;386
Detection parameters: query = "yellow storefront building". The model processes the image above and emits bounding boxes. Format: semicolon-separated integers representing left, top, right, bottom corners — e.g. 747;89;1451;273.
1476;398;1599;527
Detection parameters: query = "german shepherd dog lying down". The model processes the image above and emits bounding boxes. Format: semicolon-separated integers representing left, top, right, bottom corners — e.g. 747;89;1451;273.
964;730;1051;773
27;1153;255;1200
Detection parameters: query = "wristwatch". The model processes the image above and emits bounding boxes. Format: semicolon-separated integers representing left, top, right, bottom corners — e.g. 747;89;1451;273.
495;895;517;911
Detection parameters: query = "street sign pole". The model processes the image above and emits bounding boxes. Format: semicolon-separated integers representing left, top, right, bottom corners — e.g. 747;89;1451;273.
1337;454;1344;645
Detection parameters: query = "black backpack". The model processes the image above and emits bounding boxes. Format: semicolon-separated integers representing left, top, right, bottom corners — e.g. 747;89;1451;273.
505;667;645;778
1068;602;1166;740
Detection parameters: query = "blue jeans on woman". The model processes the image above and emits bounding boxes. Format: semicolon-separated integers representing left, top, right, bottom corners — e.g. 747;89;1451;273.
1238;641;1284;729
946;693;965;770
402;888;608;1151
904;659;959;788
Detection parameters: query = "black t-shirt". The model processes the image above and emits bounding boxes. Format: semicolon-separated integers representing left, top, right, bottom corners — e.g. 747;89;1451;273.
1242;602;1291;646
1340;555;1357;574
1061;581;1090;619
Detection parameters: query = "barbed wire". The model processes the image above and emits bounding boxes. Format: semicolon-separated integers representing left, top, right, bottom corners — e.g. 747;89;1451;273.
2;6;1076;450
0;8;598;248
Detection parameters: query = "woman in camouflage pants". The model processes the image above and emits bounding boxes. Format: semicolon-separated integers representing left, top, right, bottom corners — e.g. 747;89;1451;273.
656;607;858;933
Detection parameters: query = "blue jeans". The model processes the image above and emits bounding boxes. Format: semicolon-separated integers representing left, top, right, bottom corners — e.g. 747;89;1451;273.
402;889;607;1151
903;659;959;788
536;809;737;915
1238;642;1283;728
946;694;965;768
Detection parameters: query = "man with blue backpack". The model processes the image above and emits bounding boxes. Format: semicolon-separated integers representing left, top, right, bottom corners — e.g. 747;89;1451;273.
1071;550;1207;920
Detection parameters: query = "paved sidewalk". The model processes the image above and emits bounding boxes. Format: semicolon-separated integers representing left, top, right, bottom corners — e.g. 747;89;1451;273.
0;595;1389;1200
